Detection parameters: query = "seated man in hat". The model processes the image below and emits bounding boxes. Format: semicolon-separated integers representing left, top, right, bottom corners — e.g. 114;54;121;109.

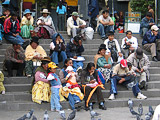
4;11;24;45
25;37;47;77
66;35;84;70
67;12;86;38
127;47;150;90
108;59;147;100
142;25;160;62
4;42;25;77
20;9;34;39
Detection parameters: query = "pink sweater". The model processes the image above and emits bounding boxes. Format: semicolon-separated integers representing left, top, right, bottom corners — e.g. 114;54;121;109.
35;71;49;83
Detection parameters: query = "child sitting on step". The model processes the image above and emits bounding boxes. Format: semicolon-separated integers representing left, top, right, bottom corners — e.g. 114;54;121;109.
0;71;5;94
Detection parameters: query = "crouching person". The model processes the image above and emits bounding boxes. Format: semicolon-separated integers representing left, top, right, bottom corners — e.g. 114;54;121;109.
127;48;150;90
108;59;147;100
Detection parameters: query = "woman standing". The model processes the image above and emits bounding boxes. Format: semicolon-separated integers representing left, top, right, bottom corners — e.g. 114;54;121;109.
20;9;34;38
35;9;56;39
94;44;112;83
80;62;106;110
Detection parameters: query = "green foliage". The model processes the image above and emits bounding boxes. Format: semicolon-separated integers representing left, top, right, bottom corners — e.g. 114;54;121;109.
130;0;155;17
38;0;59;8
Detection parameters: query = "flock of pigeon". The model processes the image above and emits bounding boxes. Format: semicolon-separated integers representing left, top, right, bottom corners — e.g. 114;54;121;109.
128;99;154;120
17;108;101;120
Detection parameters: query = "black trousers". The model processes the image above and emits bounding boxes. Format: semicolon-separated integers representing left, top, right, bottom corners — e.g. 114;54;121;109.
90;17;97;31
5;60;25;76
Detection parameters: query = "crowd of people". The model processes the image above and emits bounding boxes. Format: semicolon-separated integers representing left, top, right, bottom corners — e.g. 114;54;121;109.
0;0;159;119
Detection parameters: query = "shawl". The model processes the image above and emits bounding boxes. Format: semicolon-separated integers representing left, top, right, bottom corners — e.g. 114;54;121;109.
94;54;109;69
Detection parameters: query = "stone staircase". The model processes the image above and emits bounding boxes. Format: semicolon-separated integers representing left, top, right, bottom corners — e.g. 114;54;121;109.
0;32;160;111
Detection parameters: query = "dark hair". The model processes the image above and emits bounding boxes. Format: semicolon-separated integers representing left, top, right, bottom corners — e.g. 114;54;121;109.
11;11;18;17
73;35;81;44
86;62;95;71
59;2;62;9
146;12;152;17
148;4;152;8
126;30;132;35
30;36;39;45
127;62;132;67
63;58;72;68
107;31;114;36
3;8;10;12
102;10;109;15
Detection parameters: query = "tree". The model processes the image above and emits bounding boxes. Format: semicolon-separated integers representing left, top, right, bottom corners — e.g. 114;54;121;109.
38;0;59;10
130;0;155;18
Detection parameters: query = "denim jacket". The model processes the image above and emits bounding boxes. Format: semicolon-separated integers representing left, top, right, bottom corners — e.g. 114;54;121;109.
47;72;61;86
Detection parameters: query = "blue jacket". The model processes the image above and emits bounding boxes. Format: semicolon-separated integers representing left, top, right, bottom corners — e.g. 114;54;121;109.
66;39;84;58
142;30;160;45
52;33;65;46
140;17;154;34
49;73;61;86
88;0;99;18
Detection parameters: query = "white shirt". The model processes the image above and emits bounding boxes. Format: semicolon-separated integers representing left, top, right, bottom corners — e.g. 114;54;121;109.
97;15;112;27
121;36;138;49
104;39;121;53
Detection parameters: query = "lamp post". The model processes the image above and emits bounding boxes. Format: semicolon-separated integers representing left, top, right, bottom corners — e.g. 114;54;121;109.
155;0;157;24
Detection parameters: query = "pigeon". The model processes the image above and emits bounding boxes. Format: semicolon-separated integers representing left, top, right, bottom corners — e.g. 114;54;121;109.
44;110;49;120
138;102;143;116
128;99;133;109
90;110;100;117
130;109;139;116
149;106;154;116
17;109;34;120
136;115;143;120
32;115;37;120
145;113;151;120
59;110;66;120
67;109;76;120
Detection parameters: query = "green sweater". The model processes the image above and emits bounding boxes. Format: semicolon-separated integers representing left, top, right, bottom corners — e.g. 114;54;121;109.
97;57;112;68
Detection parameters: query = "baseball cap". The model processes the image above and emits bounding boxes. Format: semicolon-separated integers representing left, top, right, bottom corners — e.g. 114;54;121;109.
151;25;159;31
71;12;79;16
48;62;58;69
120;59;127;68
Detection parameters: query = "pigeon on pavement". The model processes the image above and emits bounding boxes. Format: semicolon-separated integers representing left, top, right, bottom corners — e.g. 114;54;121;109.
59;110;66;120
67;109;76;120
138;102;143;116
149;106;154;116
44;110;49;120
17;109;34;120
130;109;139;116
128;99;133;109
32;115;37;120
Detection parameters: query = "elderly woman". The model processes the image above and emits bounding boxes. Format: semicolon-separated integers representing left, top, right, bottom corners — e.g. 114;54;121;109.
32;57;51;104
80;62;106;110
20;9;34;38
59;58;83;111
35;9;56;39
25;37;47;77
94;44;112;83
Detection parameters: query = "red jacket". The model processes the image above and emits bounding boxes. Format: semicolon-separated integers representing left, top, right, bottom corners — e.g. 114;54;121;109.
4;18;21;35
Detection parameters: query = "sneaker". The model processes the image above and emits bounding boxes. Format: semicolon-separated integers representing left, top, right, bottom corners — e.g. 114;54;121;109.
139;81;146;90
99;104;107;110
137;93;147;100
1;91;5;95
108;94;115;100
27;74;32;78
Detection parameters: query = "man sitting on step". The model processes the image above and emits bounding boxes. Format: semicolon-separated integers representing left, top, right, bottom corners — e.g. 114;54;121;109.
127;47;150;90
4;41;25;77
108;59;147;100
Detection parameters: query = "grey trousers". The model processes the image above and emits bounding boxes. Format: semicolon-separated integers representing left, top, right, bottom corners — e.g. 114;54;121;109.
71;28;85;37
143;43;156;57
58;14;65;31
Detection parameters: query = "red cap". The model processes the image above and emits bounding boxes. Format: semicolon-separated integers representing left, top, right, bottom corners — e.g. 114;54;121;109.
120;59;127;68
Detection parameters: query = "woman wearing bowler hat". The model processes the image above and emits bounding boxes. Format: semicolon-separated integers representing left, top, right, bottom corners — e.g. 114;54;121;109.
20;9;34;38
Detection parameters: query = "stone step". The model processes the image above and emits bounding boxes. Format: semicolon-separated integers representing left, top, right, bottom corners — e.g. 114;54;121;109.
0;97;160;111
3;77;32;84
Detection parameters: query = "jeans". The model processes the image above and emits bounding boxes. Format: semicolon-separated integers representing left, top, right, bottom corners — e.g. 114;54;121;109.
51;51;67;65
4;35;24;44
110;75;140;96
97;23;113;38
73;61;83;70
68;93;81;110
51;87;62;111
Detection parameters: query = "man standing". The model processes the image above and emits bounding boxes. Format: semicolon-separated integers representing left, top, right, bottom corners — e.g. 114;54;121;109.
142;25;160;62
140;12;154;36
88;0;99;31
121;30;138;58
97;10;114;40
108;59;147;100
67;12;86;38
4;11;24;45
4;42;25;77
148;4;154;19
127;48;150;90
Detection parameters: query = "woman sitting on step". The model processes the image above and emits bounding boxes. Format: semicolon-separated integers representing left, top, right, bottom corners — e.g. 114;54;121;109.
32;57;51;104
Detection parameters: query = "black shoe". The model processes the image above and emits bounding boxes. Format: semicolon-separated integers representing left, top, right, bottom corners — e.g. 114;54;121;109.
139;81;145;90
152;56;158;62
75;102;81;111
99;104;106;110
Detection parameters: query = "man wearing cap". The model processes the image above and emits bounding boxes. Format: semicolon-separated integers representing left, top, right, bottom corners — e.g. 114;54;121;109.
67;12;86;37
4;42;25;77
140;12;154;36
127;47;150;90
4;11;24;45
108;59;147;100
20;9;34;38
142;25;160;62
25;37;47;77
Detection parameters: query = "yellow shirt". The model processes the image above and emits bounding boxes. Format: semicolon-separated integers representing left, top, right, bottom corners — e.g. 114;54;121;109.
20;16;34;27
